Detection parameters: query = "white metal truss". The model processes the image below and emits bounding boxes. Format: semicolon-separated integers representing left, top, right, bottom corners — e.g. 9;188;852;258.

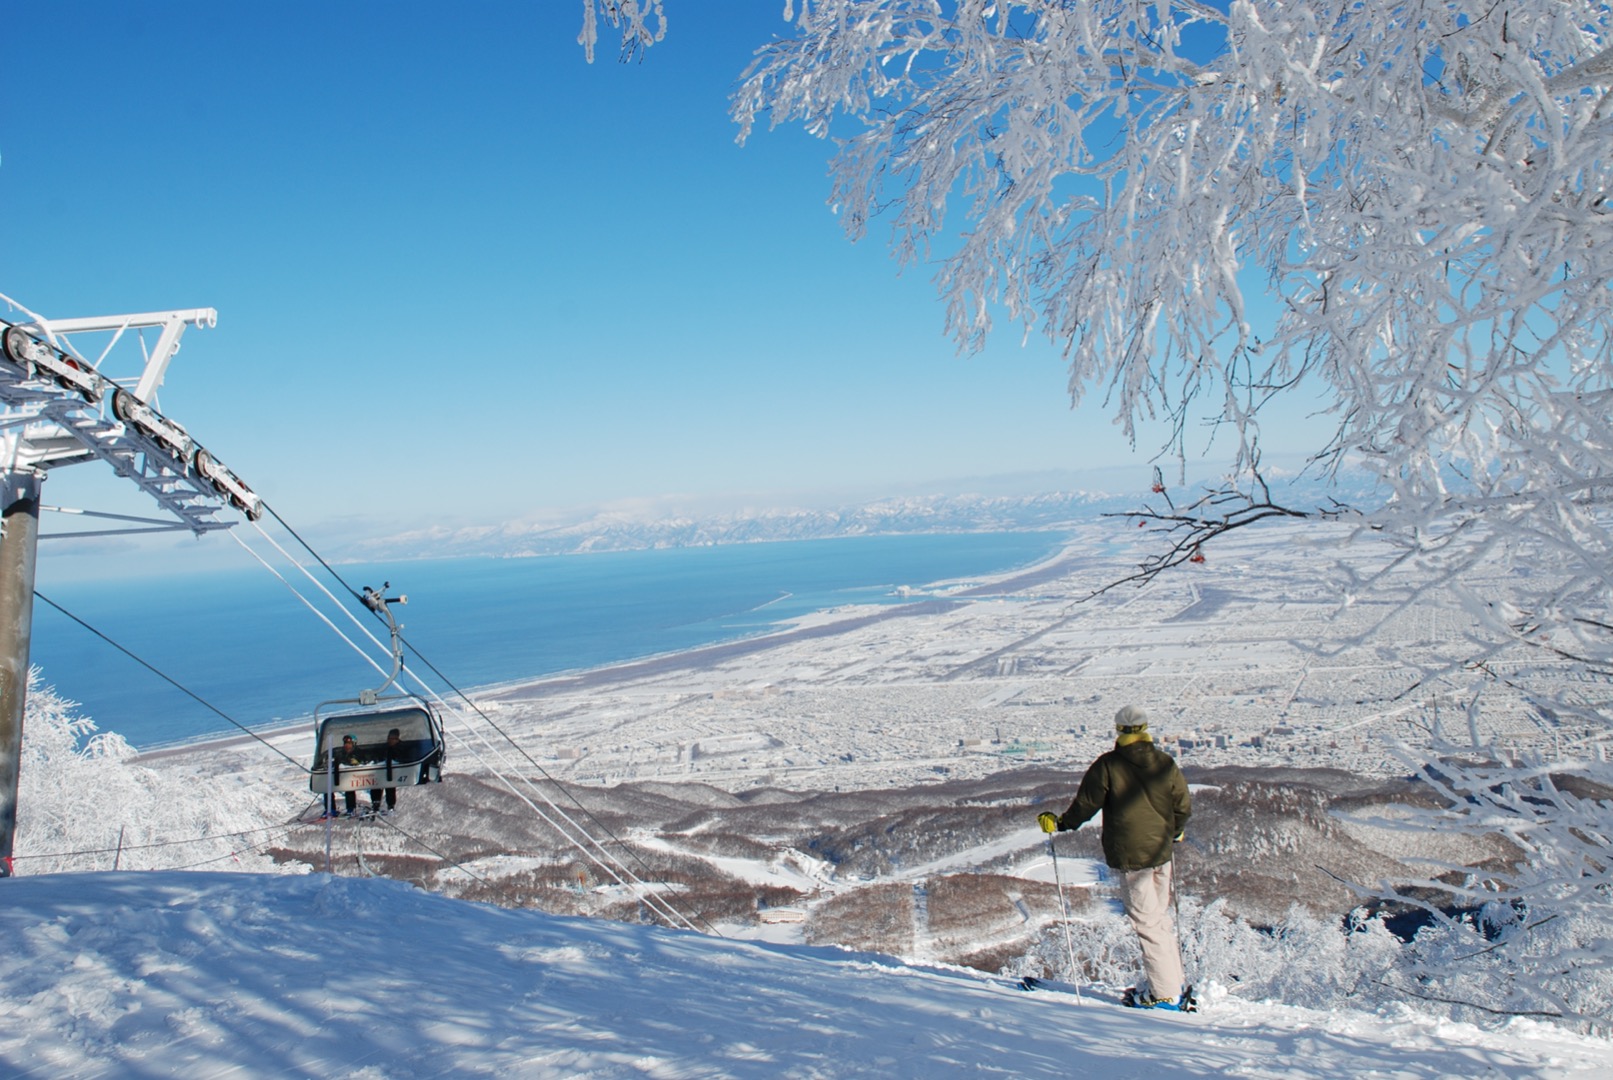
0;296;260;536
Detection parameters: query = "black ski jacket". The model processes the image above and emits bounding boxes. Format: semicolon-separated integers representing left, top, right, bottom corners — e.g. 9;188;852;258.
1058;739;1191;871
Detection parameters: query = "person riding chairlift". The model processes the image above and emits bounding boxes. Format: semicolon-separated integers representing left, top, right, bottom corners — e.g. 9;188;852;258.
323;733;367;819
371;727;407;816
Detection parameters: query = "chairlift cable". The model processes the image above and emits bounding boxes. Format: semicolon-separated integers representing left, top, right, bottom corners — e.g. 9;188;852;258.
13;816;302;862
356;652;704;930
243;510;705;932
19;825;296;873
394;640;723;936
253;510;719;934
227;528;395;689
261;503;367;607
370;813;491;885
31;591;309;772
161;828;290;872
413;711;699;930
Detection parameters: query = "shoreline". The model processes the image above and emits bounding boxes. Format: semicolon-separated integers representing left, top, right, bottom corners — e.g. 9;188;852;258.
132;600;973;763
134;539;1086;763
484;540;1086;703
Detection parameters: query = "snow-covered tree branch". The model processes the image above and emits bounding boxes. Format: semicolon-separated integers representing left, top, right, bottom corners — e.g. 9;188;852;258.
14;673;293;875
735;0;1613;470
579;0;667;63
1095;459;1346;592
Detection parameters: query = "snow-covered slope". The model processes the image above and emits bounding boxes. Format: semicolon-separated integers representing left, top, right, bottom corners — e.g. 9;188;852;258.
3;872;1606;1078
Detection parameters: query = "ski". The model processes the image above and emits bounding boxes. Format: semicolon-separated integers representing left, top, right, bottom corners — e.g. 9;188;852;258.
1017;976;1083;996
1019;978;1196;1012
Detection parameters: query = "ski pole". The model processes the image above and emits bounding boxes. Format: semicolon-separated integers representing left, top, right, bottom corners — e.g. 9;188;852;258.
1171;835;1205;993
1041;818;1081;1000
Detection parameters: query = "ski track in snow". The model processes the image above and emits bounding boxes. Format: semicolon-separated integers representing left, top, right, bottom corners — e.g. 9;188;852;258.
2;872;1608;1079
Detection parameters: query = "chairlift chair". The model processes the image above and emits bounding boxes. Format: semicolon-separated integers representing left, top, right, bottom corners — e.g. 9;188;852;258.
309;701;445;799
308;584;446;807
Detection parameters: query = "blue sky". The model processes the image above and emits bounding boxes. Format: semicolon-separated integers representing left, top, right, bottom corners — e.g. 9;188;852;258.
5;3;1301;576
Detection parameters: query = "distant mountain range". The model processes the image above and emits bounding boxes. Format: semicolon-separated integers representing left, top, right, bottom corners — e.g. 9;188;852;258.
341;471;1384;562
343;491;1132;561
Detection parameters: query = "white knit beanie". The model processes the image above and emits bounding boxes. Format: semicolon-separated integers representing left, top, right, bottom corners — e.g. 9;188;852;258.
1114;704;1150;732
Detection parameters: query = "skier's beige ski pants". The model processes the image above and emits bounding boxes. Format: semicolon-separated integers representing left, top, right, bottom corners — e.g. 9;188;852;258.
1118;861;1183;1000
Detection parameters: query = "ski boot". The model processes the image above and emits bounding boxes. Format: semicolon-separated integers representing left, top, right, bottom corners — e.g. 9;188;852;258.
1121;985;1197;1012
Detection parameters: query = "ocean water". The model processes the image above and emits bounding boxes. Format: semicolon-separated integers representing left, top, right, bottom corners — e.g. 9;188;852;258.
29;532;1065;748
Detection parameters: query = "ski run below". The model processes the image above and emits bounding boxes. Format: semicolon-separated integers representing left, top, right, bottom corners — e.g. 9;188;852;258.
3;871;1608;1078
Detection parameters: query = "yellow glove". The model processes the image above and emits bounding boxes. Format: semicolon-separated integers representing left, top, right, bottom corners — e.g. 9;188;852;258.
1037;811;1059;834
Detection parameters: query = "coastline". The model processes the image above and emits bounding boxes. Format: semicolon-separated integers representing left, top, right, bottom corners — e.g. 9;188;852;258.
134;538;1084;764
132;600;972;762
125;519;1490;791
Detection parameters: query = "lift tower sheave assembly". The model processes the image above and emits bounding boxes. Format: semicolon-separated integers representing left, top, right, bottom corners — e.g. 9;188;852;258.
0;299;261;877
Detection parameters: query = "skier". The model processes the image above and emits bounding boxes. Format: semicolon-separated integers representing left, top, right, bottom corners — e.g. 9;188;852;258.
1037;705;1194;1010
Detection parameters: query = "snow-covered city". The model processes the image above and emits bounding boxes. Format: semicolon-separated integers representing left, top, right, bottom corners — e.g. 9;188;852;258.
438;520;1593;790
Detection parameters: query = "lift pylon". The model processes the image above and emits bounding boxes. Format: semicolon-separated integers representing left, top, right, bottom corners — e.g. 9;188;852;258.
0;473;40;878
0;295;261;876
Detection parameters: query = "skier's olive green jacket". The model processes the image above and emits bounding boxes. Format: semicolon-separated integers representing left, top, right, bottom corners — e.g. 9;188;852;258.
1056;738;1191;872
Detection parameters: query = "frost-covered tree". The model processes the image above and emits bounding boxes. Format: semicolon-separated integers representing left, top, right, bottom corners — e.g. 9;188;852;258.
1343;742;1613;1027
14;672;293;875
1019;894;1404;1010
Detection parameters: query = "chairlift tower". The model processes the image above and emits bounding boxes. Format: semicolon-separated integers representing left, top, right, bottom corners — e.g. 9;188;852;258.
0;295;261;876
